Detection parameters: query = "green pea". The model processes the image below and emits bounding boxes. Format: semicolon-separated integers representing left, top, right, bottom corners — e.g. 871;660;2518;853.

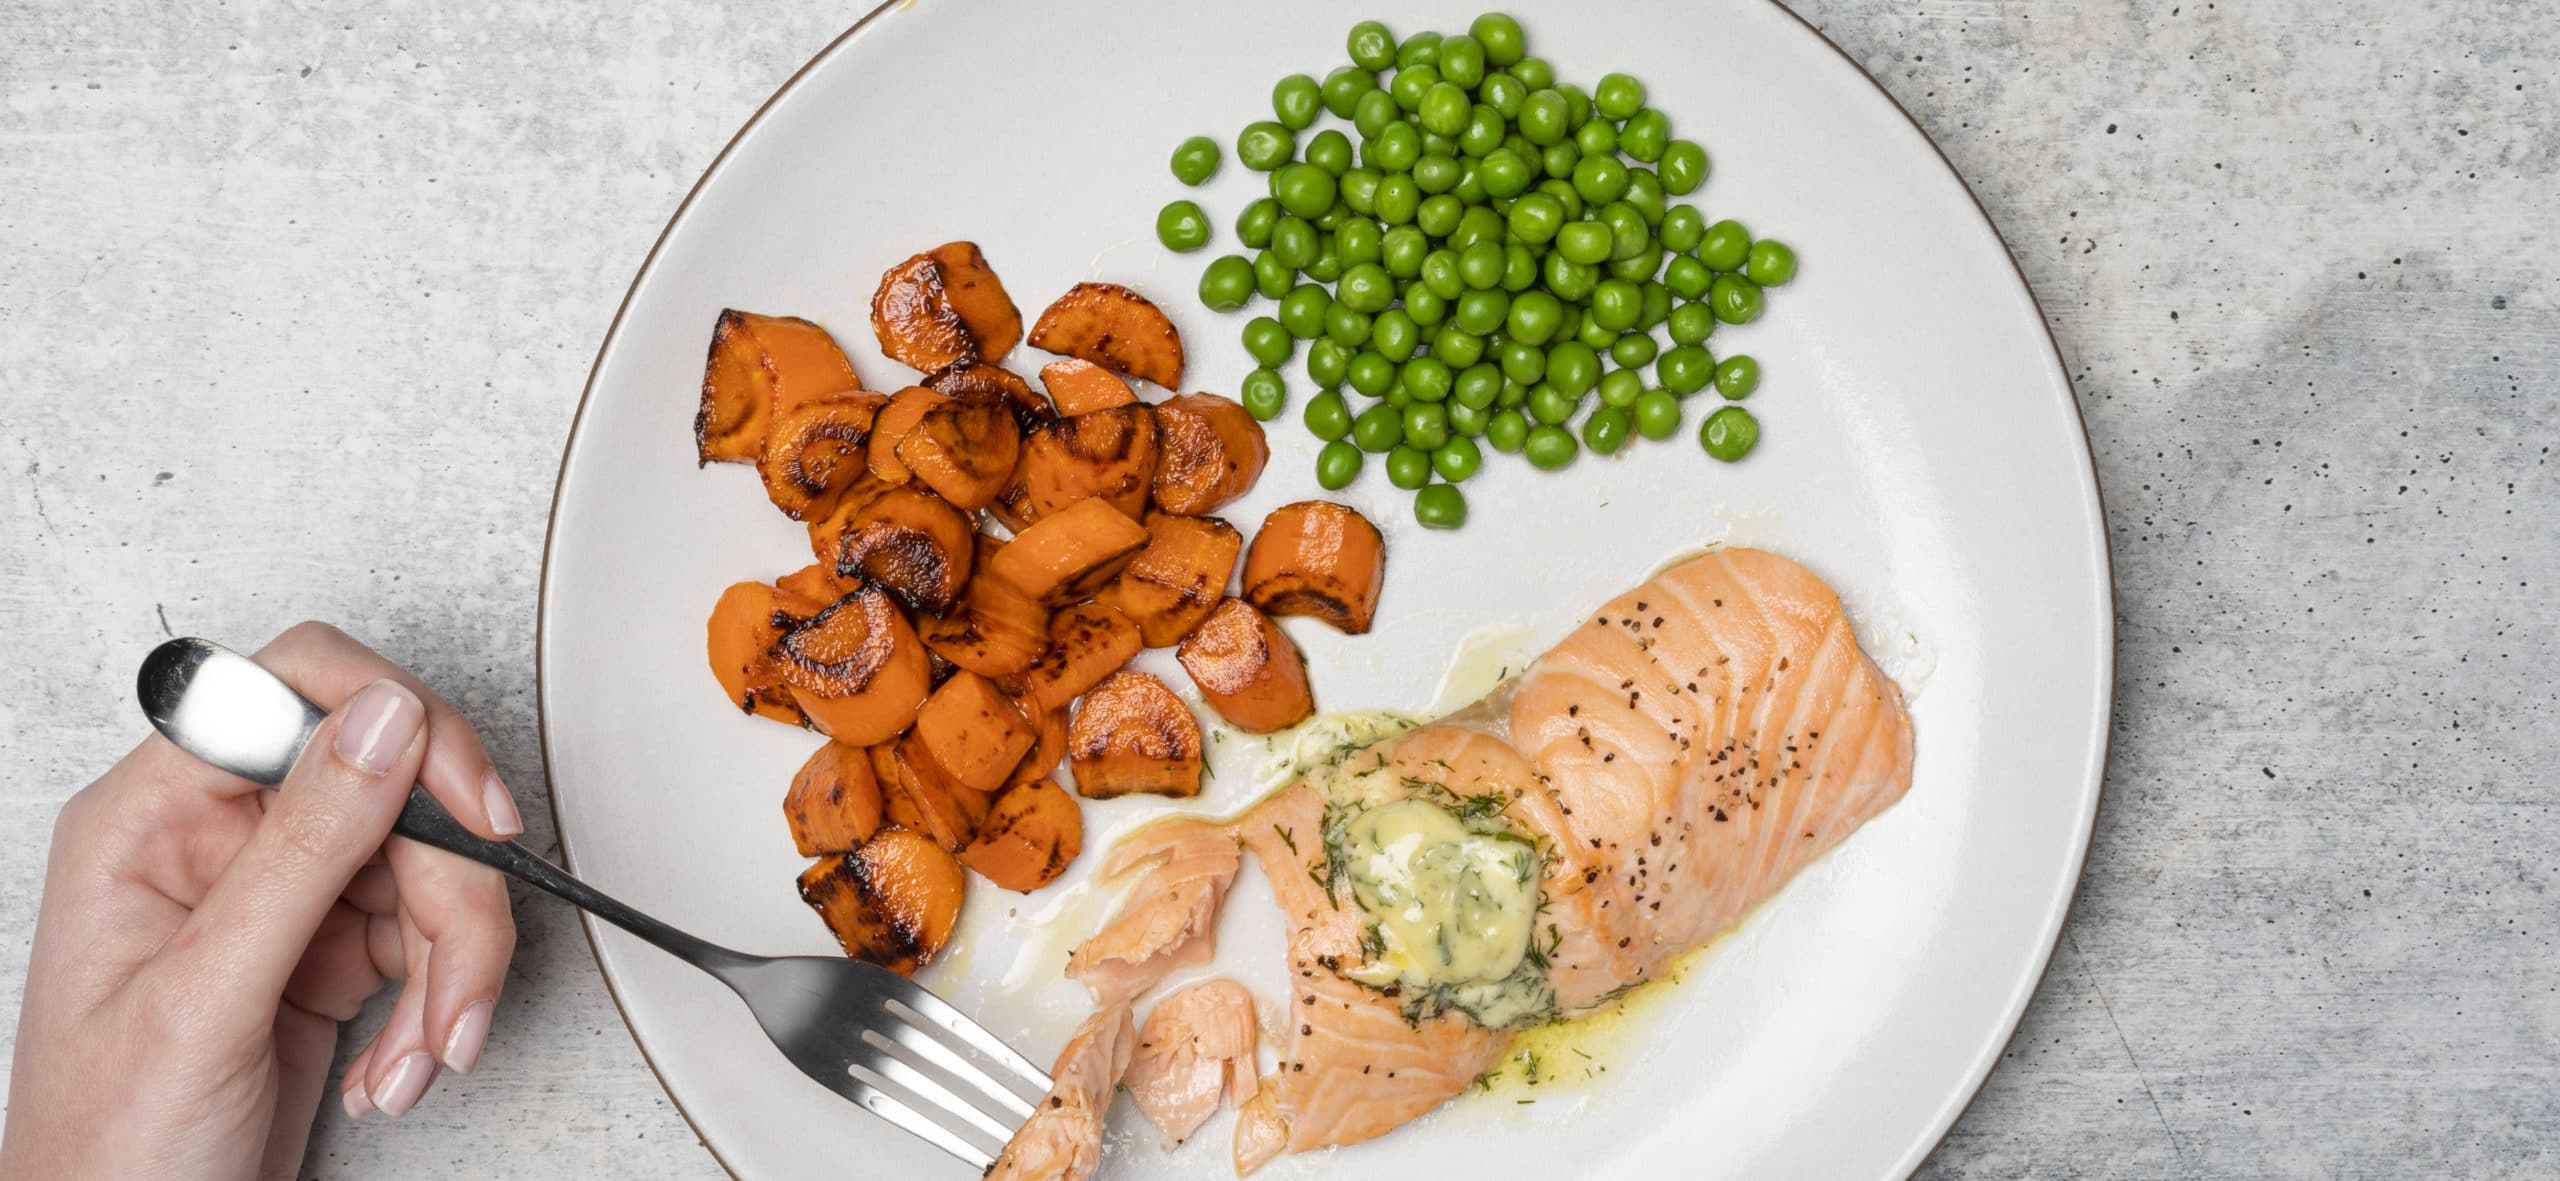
1596;201;1649;261
1543;252;1599;302
1347;349;1396;397
1422;128;1461;156
1304;130;1354;177
1597;369;1643;408
1397;30;1442;68
1238;121;1295;172
1389;63;1440;112
1270;216;1317;269
1348;20;1398;70
1633;389;1682;440
1372;309;1420;362
1400;355;1453;402
1354;88;1400;138
1609;245;1663;283
1155;200;1210;252
1454;363;1504;409
1234;367;1282;420
1412;482;1467;529
1656;343;1714;395
1443;208;1501;254
1307;337;1351;388
1415;249;1461;301
1541;140;1579;181
1386;444;1432;489
1338;168;1380;215
1171;135;1222;186
1527;382;1579;425
1403;401;1452;450
1659;141;1709;195
1619;108;1668;162
1658;205;1705;253
1333;220;1381;270
1459;104;1507;157
1305;236;1344;283
1576;313;1617;351
1665;255;1713;301
1700;219;1751;271
1611;332;1658;368
1590;279;1642;331
1498;377;1529;407
1480;71;1527;118
1467;150;1526;202
1501;289;1562;345
1745;240;1798;287
1524;424;1578;469
1305;442;1358;492
1536;177;1585;221
1272;74;1321;130
1715;354;1760;400
1316;66;1372;120
1270;163;1334;220
1558;83;1593;130
1496;243;1534;292
1415;195;1460;237
1433;435;1484;482
1584;71;1638;121
1352;402;1404;451
1701;405;1757;461
1273;286;1325;341
1468;12;1525;64
1667;301;1717;346
1241;317;1291;368
1519;89;1570;145
1448;399;1491;436
1543;341;1600;397
1403;285;1447;327
1571;153;1630;206
1710;274;1764;324
1413;153;1464;195
1553;221;1611;266
1230;199;1274;249
1373;174;1421;226
1513;54;1555;89
1378;226;1427;278
1332;262;1391;314
1326;303;1374;348
1453;288;1507;336
1199;254;1255;311
1486;408;1530;452
1507;192;1564;243
1581;405;1632;454
1370;121;1422;172
1640;281;1671;330
1295;387;1350;441
1433;325;1486;368
1418;83;1469;137
1498;337;1545;385
1624;168;1666;224
1437;240;1493;290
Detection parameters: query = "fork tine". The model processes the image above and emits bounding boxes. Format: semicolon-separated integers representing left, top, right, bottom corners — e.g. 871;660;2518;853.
838;1073;1001;1171
882;982;1054;1099
865;1016;1038;1121
853;1031;1021;1146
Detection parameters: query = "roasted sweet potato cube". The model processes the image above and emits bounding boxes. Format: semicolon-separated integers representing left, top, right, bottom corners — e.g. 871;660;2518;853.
886;733;995;852
985;498;1151;607
797;827;965;975
705;580;829;726
911;671;1039;795
1006;603;1144;715
924;358;1051;428
1023;404;1159;521
758;393;887;521
959;779;1083;892
1066;671;1203;799
895;392;1020;511
784;742;884;857
833;486;976;617
872;242;1022;373
696;310;865;465
1028;283;1184;390
1177;597;1314;733
772;588;932;745
1151;393;1269;517
1038;358;1138;417
1242;500;1385;635
1097;514;1243;648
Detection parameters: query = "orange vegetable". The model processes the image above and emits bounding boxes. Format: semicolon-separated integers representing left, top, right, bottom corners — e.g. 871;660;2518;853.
887;734;995;852
1177;597;1314;733
797;827;966;975
925;358;1052;428
696;310;864;465
1097;514;1242;648
871;242;1022;372
776;561;850;607
1038;358;1138;416
1242;500;1386;634
784;741;884;857
984;497;1152;607
894;391;1021;511
832;486;976;617
704;580;828;726
959;779;1083;892
910;671;1039;795
1007;602;1144;715
916;535;1051;676
802;472;898;567
869;744;925;831
1004;701;1070;792
1028;282;1185;390
866;386;944;485
1022;404;1159;521
987;448;1042;534
1150;393;1269;516
758;393;887;520
1066;671;1203;799
772;588;932;746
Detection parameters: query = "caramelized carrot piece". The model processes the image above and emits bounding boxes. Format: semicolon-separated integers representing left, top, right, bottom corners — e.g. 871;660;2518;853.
798;827;966;975
924;358;1052;428
1066;672;1204;799
832;486;976;616
1242;500;1386;634
869;744;926;831
1004;701;1069;792
872;242;1023;373
772;588;932;745
985;497;1152;607
866;386;944;484
1177;598;1314;733
1097;513;1243;648
775;561;849;608
895;391;1021;511
916;535;1051;676
705;580;828;726
960;779;1084;892
784;741;884;857
888;733;995;852
1007;603;1144;715
987;446;1042;534
802;471;898;567
1038;358;1138;416
695;310;864;465
1022;404;1158;521
758;393;887;520
1151;393;1269;516
911;671;1039;795
1028;282;1185;390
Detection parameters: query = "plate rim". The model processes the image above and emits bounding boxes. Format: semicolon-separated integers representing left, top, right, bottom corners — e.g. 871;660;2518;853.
532;3;2119;1176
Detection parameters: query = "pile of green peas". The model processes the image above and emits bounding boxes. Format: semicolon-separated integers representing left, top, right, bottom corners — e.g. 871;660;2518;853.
1157;14;1796;530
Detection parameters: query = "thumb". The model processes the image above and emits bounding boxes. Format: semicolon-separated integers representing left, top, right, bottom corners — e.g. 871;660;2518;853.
163;678;425;1026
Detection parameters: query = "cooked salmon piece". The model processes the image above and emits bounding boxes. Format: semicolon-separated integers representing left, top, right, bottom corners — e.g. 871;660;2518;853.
985;1002;1134;1181
1122;978;1261;1148
1064;817;1241;1005
1230;1077;1287;1178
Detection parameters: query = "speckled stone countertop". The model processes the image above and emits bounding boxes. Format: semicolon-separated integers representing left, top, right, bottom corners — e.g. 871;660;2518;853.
2;1;2552;1176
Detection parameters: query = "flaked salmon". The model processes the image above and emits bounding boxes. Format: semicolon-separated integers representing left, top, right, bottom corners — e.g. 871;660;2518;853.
1122;977;1262;1148
985;1002;1135;1181
1065;817;1240;1005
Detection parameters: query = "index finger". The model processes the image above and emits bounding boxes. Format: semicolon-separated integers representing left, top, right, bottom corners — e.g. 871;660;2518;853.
251;621;523;842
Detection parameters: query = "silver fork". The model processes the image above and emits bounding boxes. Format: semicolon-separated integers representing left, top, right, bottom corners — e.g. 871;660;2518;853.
137;637;1050;1170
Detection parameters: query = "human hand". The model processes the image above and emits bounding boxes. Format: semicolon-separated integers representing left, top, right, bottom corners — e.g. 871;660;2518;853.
0;622;522;1180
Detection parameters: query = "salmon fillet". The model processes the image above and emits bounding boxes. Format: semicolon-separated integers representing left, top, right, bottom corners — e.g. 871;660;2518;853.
985;1002;1135;1181
1122;978;1262;1148
1065;817;1241;1005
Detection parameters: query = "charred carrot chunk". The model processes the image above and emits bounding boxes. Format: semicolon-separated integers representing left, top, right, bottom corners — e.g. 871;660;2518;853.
871;242;1024;373
797;827;965;975
1006;602;1144;715
1038;358;1139;417
1242;500;1385;635
887;733;994;852
924;357;1052;428
1028;282;1185;390
758;393;887;521
911;671;1039;795
894;391;1021;511
771;588;931;746
959;779;1083;892
833;486;976;617
1097;514;1243;648
704;580;829;726
1150;393;1269;516
784;741;885;857
1022;404;1159;522
917;535;1053;677
1066;671;1204;799
1003;701;1070;792
866;386;944;485
1177;598;1314;733
985;497;1152;607
696;310;864;465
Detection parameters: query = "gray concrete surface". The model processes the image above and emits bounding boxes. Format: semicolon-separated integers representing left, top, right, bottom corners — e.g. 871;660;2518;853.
2;1;2552;1177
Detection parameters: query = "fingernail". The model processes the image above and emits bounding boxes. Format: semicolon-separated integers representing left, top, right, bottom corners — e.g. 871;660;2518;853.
342;1079;376;1119
333;680;423;776
480;770;524;838
372;1052;435;1118
444;1000;494;1073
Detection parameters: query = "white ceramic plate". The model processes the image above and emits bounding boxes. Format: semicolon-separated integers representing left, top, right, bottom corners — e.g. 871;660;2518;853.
539;0;2112;1176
